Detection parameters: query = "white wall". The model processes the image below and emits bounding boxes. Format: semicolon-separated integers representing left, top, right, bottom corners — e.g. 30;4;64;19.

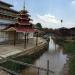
19;32;34;39
28;33;34;38
0;32;8;42
0;19;15;24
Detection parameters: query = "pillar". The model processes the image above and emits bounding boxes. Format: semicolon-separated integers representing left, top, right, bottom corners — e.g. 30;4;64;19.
36;32;38;46
27;33;29;45
24;33;26;49
13;31;16;46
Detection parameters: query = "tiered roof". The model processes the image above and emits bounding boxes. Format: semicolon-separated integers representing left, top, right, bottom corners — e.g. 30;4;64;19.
4;1;36;33
0;1;18;13
16;8;32;26
0;1;18;21
0;1;13;7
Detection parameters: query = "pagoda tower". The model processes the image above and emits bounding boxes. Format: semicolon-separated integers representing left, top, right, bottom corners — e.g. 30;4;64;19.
15;1;33;31
4;1;36;48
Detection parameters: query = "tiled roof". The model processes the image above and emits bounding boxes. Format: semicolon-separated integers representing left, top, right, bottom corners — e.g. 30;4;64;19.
0;1;13;7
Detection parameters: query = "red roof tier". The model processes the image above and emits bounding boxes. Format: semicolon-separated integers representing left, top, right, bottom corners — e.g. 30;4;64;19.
5;27;36;32
16;28;36;32
17;23;31;25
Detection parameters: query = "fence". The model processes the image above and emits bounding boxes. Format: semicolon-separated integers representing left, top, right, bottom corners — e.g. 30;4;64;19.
0;56;54;75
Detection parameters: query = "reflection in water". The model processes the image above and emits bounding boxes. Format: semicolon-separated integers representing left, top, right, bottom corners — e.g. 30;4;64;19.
21;36;67;75
49;36;57;50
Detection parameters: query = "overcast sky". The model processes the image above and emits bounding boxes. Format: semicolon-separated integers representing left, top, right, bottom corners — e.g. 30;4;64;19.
2;0;75;28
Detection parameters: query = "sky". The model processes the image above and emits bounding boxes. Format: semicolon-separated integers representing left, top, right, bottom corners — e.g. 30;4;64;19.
2;0;75;29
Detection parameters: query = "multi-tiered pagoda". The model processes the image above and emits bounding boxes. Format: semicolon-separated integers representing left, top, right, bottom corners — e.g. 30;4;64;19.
15;5;34;33
4;1;36;48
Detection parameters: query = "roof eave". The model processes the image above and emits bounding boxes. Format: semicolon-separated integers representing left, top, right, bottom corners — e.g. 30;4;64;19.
0;1;13;7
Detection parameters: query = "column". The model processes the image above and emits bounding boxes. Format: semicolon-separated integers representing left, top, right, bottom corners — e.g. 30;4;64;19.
13;31;16;46
36;32;38;46
24;33;26;49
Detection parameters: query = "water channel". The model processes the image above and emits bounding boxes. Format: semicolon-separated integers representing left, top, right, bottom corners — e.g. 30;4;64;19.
21;36;67;75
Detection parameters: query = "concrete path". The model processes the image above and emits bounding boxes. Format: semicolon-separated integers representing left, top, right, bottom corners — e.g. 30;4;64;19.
0;37;45;58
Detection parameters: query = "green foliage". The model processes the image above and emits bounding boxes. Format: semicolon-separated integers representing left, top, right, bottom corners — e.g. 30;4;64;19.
54;37;65;46
63;41;75;54
36;23;42;29
69;55;75;75
14;56;33;64
0;61;23;72
55;38;75;54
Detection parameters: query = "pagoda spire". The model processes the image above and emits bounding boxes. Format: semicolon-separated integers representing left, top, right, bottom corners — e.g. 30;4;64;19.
23;0;25;10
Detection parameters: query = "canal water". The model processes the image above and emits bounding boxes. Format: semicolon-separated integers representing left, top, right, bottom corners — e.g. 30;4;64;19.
21;36;67;75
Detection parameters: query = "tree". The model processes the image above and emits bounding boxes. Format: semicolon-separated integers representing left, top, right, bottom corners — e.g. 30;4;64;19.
36;23;42;30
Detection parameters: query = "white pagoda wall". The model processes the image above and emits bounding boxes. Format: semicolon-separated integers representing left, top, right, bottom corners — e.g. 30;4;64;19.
18;32;34;40
0;32;8;42
0;19;16;42
28;33;34;38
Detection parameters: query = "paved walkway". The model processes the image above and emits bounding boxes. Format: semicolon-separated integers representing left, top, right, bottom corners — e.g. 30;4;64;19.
0;37;46;75
0;37;45;58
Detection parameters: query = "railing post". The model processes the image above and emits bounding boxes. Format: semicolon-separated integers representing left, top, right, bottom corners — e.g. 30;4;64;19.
38;67;40;75
55;43;56;51
47;60;49;75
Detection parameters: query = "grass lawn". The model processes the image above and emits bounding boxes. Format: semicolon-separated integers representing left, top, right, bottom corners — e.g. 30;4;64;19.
55;38;75;75
69;55;75;75
63;41;75;54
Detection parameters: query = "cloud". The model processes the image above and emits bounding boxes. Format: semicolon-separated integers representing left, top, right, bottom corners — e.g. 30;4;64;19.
37;14;60;24
62;21;75;28
72;0;75;4
32;14;75;29
32;14;60;28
